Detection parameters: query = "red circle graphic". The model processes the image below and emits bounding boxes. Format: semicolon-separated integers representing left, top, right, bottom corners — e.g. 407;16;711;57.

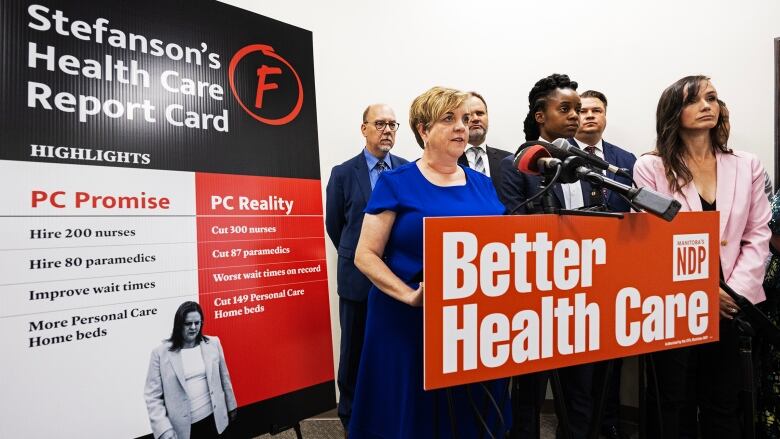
228;44;304;126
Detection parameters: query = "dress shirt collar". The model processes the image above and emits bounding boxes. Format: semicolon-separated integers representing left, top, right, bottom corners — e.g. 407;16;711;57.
363;147;391;170
467;143;487;154
575;138;604;156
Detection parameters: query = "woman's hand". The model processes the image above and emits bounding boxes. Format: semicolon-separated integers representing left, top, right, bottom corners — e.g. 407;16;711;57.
160;429;177;439
405;282;424;307
356;211;422;305
719;287;739;319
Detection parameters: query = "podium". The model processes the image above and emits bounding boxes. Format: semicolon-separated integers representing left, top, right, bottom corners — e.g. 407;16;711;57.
422;212;721;436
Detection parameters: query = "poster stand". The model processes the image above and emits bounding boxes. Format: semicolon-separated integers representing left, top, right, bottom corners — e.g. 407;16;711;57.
271;422;303;439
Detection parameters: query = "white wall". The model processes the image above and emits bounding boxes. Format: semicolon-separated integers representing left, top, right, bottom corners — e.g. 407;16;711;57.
220;0;780;399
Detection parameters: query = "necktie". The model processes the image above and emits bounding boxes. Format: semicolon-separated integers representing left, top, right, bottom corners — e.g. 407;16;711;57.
584;146;607;208
370;161;388;189
469;146;486;175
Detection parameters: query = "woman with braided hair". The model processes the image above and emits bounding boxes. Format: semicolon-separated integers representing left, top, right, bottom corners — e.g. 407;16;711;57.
498;73;601;439
522;73;581;143
497;73;582;216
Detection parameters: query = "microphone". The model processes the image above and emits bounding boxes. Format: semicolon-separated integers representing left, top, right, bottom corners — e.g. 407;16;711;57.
569;160;681;221
513;144;561;175
513;141;680;220
548;138;632;179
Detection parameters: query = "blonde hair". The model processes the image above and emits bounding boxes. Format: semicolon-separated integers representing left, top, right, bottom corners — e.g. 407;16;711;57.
409;87;469;148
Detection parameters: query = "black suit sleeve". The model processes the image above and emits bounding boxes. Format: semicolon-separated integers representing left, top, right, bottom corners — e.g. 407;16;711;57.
497;155;528;215
458;153;469;168
487;147;512;190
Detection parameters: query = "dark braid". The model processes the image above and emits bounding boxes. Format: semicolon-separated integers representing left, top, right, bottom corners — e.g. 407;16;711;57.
523;74;578;141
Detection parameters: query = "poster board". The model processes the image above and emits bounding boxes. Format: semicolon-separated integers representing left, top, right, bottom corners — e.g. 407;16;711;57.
0;0;335;437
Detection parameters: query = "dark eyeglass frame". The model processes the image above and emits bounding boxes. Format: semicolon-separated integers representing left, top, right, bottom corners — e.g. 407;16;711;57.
364;120;400;132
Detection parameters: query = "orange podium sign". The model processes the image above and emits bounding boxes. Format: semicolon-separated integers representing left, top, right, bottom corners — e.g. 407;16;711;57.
423;212;719;390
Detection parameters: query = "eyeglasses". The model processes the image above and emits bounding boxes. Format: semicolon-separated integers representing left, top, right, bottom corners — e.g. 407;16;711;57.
365;120;400;132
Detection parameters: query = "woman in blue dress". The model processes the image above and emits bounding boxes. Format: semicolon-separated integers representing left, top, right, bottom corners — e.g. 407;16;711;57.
349;87;512;438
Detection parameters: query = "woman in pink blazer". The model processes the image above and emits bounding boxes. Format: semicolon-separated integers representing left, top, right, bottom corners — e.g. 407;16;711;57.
634;75;771;438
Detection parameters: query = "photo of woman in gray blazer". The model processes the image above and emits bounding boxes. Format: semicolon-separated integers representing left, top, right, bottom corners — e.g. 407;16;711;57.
144;301;237;439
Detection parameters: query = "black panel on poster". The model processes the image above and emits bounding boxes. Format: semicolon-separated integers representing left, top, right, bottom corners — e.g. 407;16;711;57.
0;0;320;179
135;381;336;439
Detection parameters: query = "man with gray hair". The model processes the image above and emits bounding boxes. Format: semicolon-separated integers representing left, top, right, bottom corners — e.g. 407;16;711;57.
325;104;409;433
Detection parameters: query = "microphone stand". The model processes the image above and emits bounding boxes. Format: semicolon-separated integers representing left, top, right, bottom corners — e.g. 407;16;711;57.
719;280;780;439
550;156;679;438
561;156;681;222
720;280;780;439
522;160;625;439
538;165;623;219
720;280;780;343
514;156;682;439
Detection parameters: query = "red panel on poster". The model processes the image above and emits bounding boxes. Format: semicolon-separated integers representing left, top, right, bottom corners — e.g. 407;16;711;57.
196;173;325;216
200;280;333;405
195;172;332;405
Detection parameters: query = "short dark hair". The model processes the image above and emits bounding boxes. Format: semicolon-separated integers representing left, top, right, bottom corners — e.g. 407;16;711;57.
468;91;488;113
167;301;209;351
523;74;578;141
580;90;607;108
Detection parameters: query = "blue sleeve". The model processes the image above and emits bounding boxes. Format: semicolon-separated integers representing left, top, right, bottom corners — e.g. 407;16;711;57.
489;182;508;215
459;166;508;215
365;172;399;214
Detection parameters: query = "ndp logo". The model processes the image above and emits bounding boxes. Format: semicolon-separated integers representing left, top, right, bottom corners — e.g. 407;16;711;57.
228;45;303;126
672;233;709;281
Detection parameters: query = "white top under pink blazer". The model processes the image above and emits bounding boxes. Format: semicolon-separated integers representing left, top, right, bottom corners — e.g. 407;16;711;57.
633;150;771;304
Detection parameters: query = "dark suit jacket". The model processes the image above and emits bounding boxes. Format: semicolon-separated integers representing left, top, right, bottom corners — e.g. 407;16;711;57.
497;139;637;214
325;151;409;301
458;144;512;189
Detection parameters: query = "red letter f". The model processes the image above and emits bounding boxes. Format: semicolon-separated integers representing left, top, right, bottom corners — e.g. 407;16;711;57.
255;65;282;109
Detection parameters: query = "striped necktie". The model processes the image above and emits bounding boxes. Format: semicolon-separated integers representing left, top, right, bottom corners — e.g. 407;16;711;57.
469;146;486;175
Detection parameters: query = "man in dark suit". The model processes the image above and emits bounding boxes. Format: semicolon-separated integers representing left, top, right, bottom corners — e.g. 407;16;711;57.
573;90;635;439
458;92;511;189
325;104;409;433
